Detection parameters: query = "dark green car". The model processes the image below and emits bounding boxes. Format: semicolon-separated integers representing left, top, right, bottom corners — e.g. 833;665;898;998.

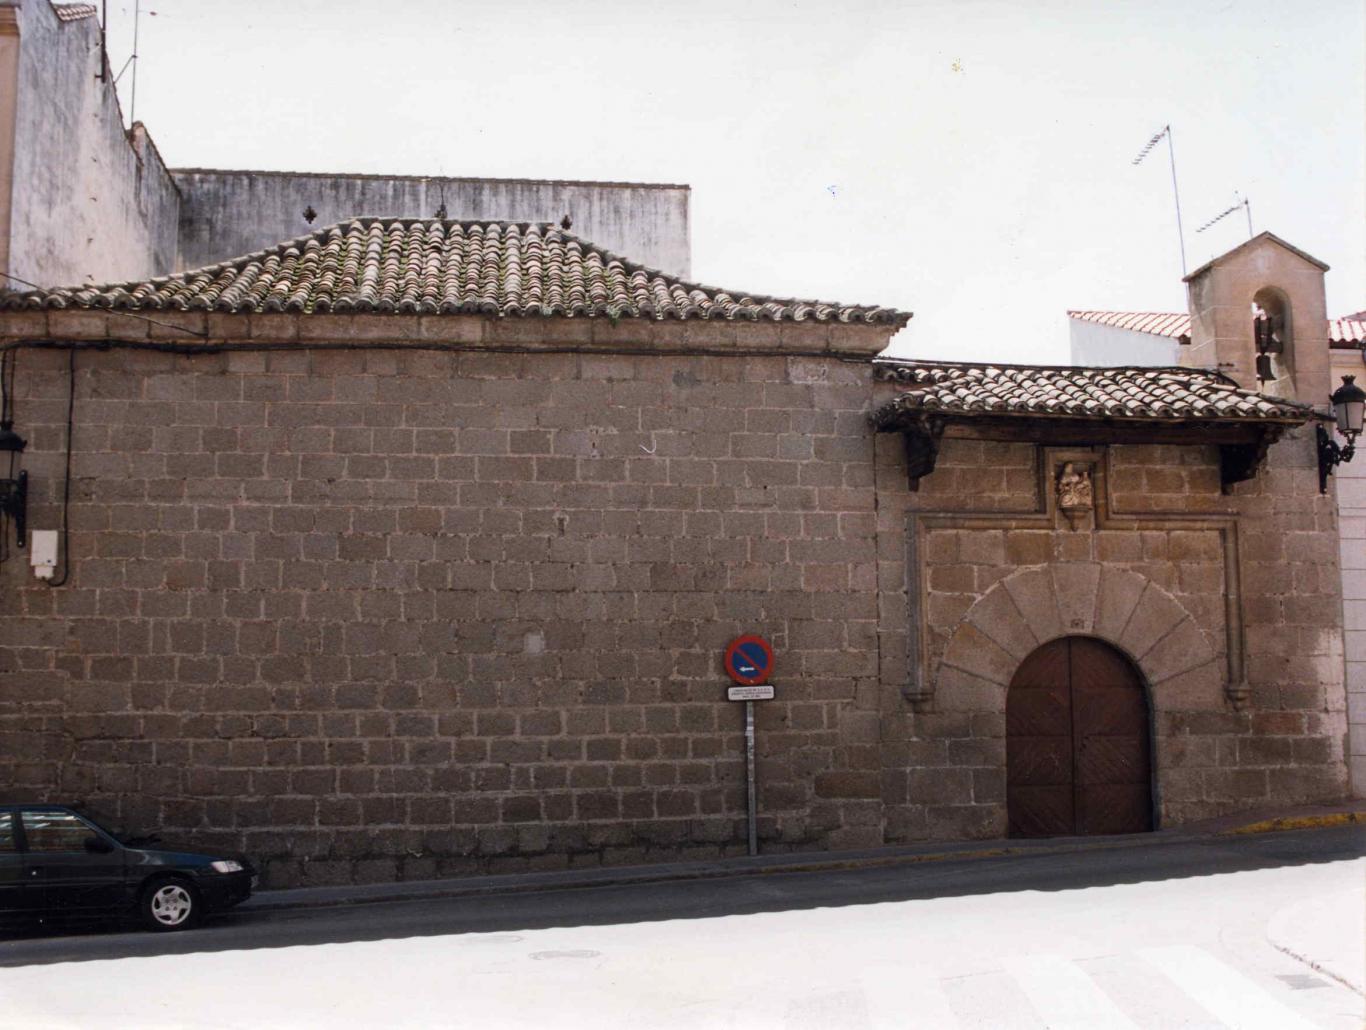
0;804;255;932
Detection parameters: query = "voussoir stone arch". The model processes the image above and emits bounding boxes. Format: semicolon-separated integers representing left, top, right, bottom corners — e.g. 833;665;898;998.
933;562;1221;714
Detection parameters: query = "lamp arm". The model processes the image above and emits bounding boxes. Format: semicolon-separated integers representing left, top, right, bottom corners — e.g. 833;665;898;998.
1319;424;1359;493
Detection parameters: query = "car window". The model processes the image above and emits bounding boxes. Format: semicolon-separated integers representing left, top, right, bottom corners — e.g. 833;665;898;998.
21;811;102;852
0;813;14;852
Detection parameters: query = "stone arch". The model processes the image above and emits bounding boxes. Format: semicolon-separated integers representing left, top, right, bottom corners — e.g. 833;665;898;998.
932;562;1222;714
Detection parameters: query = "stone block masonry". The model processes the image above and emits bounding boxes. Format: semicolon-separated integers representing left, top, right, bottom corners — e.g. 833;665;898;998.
0;310;1350;886
872;414;1348;844
0;329;887;886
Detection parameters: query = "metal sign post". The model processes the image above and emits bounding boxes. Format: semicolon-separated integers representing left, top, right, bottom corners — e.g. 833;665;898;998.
724;637;775;858
745;700;757;856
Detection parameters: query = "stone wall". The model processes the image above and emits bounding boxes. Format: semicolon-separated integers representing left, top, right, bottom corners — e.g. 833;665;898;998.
0;308;1350;886
872;403;1348;841
0;317;887;885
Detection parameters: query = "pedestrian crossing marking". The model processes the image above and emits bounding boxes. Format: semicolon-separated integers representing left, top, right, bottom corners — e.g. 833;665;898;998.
1002;954;1140;1029
1138;944;1322;1030
857;971;957;1030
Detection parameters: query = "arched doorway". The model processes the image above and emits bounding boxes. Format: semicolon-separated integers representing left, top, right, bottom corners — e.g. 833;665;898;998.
1006;637;1154;838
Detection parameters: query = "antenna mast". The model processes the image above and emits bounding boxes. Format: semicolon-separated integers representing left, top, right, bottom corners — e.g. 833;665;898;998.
1132;124;1187;276
129;0;141;124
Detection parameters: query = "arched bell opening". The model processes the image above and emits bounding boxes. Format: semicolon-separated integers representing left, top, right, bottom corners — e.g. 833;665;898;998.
1252;285;1295;396
1006;636;1156;838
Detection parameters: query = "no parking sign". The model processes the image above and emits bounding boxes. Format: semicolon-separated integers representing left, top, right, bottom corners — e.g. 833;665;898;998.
724;635;774;686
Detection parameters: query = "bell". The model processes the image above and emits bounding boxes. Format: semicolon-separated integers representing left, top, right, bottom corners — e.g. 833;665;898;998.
1254;353;1274;383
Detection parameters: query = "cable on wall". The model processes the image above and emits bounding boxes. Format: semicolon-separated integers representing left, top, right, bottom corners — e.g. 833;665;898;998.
45;347;76;588
0;347;14;564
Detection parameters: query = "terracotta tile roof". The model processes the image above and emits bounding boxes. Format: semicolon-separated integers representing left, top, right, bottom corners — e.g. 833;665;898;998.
1069;310;1366;347
0;218;908;326
1068;310;1191;340
1330;317;1366;344
51;3;98;21
871;361;1317;427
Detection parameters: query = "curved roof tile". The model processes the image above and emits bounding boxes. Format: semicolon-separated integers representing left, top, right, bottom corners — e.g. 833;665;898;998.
1069;310;1366;346
1;217;908;327
871;361;1316;426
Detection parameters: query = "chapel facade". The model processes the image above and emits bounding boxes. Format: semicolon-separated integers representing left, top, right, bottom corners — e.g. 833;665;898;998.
0;223;1348;885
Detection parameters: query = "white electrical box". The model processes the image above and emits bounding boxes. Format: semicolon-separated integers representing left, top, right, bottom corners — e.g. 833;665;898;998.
30;530;58;580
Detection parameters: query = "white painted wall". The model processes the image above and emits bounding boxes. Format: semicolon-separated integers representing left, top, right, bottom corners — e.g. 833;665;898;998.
1068;320;1182;367
6;1;180;289
2;4;692;292
1332;349;1366;797
171;170;692;279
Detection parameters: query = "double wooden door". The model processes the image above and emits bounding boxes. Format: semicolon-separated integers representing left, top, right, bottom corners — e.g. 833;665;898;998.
1006;637;1153;837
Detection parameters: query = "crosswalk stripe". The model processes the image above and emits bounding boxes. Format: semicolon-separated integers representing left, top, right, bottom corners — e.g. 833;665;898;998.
1003;954;1140;1029
857;971;959;1030
1138;945;1321;1030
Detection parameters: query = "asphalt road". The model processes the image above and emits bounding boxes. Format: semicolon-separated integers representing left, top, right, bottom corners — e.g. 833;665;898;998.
0;824;1360;966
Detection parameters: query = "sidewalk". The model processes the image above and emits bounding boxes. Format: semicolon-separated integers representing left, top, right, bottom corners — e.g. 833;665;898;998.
241;800;1366;915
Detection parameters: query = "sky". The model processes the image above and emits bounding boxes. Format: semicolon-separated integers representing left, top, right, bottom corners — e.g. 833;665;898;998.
100;0;1363;363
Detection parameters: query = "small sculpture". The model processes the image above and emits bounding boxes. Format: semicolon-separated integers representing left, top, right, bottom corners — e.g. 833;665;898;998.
1057;463;1093;529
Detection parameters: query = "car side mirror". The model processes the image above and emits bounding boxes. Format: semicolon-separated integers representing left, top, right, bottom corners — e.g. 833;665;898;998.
84;836;114;854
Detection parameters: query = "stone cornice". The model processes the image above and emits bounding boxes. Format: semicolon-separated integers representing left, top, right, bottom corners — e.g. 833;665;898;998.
0;309;896;359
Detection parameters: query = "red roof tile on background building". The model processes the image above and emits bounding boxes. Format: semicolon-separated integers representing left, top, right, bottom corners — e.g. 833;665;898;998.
1067;310;1192;339
1330;318;1365;344
1070;310;1366;347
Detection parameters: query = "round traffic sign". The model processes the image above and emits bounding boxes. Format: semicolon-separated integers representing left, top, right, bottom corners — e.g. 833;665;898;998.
724;635;774;686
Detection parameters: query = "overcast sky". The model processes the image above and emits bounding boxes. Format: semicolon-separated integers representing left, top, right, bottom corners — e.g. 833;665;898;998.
102;0;1363;363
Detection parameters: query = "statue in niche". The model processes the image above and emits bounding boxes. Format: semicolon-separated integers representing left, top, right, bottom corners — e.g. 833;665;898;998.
1057;463;1093;529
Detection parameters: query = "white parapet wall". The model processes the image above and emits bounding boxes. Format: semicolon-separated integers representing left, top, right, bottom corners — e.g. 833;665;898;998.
171;169;693;279
1332;347;1366;797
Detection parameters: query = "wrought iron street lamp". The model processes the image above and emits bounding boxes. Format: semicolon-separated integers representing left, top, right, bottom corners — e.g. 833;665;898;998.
0;416;25;549
1318;374;1366;493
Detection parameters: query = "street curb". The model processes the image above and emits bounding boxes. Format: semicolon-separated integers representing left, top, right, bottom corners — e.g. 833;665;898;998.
241;815;1363;915
243;840;1114;914
1220;811;1364;836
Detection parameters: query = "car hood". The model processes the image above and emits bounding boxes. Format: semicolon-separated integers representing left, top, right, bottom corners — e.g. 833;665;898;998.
126;842;252;868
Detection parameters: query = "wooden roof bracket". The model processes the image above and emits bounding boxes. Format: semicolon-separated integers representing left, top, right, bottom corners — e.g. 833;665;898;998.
1218;425;1285;493
902;416;945;491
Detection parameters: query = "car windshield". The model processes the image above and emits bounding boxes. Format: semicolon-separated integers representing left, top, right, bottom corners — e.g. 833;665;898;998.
66;806;147;846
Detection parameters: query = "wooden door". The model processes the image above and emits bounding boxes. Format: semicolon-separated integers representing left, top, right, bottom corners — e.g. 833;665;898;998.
1006;637;1153;837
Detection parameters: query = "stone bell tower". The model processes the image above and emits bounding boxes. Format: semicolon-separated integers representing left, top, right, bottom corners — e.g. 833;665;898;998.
1184;232;1332;405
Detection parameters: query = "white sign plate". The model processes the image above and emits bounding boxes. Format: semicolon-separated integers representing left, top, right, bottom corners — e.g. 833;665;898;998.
727;685;775;701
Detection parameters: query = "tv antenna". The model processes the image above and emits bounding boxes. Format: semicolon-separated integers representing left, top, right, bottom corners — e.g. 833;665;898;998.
1131;124;1187;276
110;2;160;125
1195;193;1253;238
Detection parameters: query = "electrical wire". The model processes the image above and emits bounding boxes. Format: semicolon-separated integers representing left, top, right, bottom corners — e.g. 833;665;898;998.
0;271;209;339
45;347;76;588
0;348;14;564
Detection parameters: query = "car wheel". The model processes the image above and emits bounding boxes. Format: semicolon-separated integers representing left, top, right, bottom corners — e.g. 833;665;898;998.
140;878;200;932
